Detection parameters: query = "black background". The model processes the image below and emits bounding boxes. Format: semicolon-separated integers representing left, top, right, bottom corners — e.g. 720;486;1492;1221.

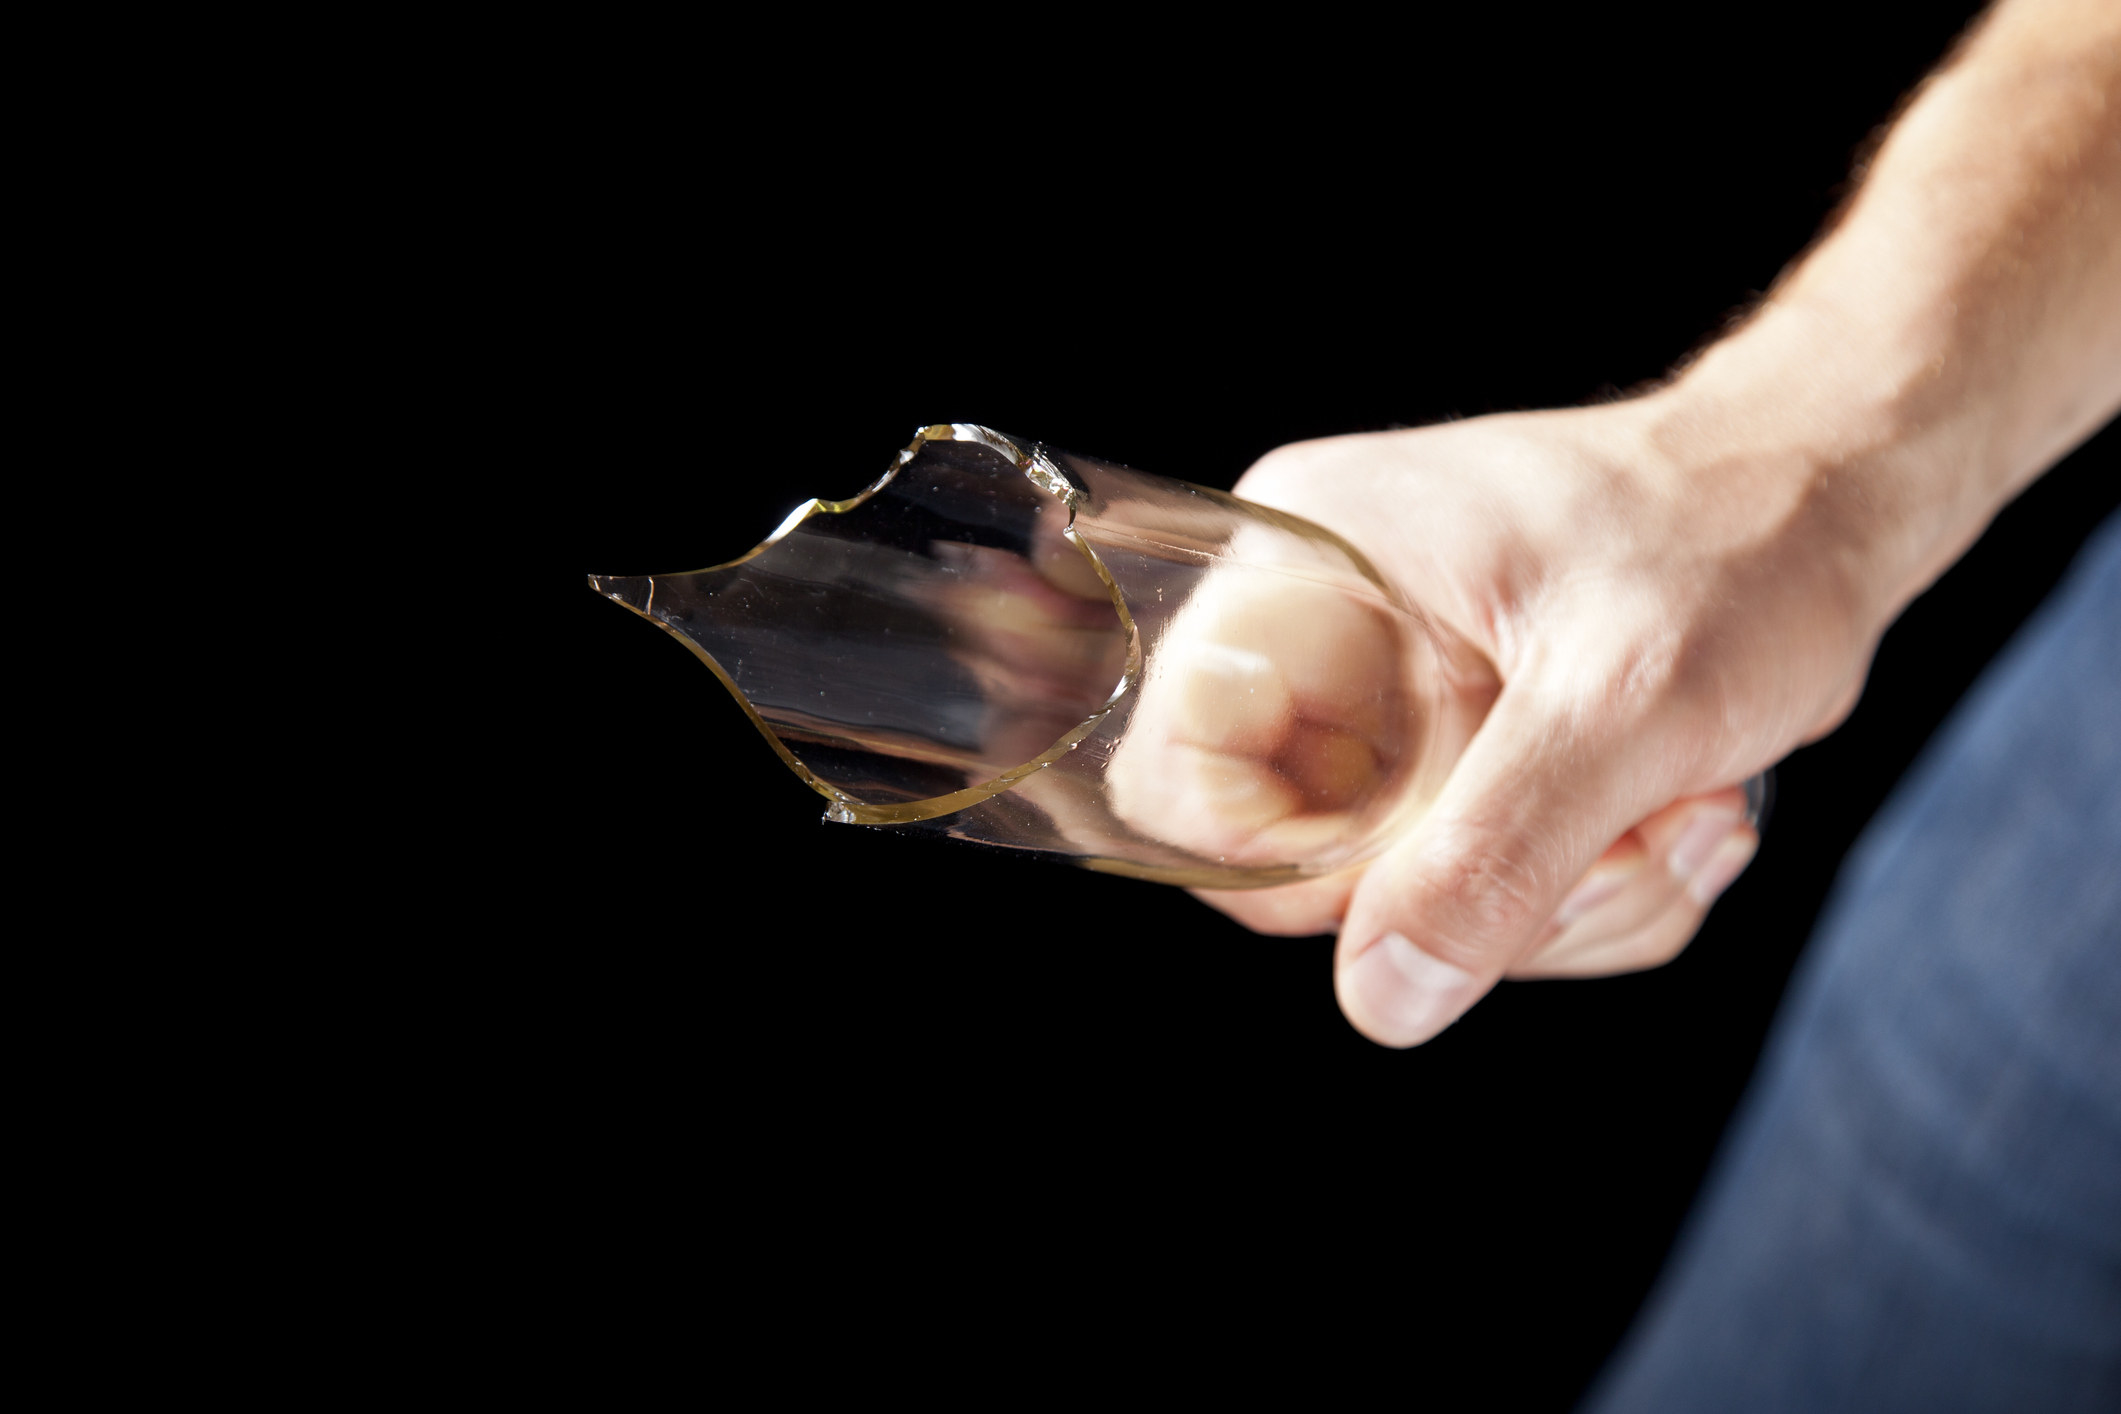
440;3;2117;1402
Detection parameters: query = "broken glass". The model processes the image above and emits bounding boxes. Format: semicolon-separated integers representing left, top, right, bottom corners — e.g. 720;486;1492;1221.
588;423;1479;887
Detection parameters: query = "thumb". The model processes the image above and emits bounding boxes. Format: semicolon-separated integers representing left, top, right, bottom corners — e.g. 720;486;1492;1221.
1335;687;1654;1047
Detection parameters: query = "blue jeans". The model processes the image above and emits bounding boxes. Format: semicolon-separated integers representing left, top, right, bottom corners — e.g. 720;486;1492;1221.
1584;514;2121;1413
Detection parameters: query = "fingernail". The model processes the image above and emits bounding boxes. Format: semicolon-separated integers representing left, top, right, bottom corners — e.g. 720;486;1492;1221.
1342;932;1483;1046
1686;831;1758;908
1555;861;1639;925
1668;807;1742;881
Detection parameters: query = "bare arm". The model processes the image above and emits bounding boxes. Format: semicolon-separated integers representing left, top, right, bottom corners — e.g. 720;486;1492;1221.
1204;0;2121;1046
1665;0;2121;635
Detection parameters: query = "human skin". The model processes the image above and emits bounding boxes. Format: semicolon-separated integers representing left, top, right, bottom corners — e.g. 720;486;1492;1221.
1192;0;2121;1046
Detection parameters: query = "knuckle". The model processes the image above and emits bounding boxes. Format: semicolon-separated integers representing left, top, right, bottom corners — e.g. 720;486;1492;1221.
1232;445;1315;503
1192;885;1345;939
1619;916;1701;973
1408;822;1554;948
1611;626;1689;707
1634;935;1693;971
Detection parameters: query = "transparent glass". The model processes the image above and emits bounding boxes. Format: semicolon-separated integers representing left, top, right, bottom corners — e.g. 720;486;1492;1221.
587;423;1474;888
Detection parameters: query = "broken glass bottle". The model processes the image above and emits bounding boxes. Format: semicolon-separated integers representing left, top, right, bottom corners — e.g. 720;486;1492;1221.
586;423;1480;887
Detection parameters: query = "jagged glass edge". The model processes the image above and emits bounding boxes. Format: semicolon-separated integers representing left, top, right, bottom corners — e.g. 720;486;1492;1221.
589;423;1143;827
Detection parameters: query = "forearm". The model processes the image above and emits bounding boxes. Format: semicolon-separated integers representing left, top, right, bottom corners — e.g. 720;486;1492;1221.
1646;0;2121;634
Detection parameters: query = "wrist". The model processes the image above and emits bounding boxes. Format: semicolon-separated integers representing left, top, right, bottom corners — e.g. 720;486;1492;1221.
1635;295;1999;640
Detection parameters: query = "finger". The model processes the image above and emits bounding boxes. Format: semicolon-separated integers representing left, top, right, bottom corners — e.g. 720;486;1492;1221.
1513;825;1758;977
1192;870;1359;937
1333;685;1666;1047
1529;788;1749;960
1158;571;1400;755
1131;743;1305;856
1801;669;1868;745
1513;887;1713;979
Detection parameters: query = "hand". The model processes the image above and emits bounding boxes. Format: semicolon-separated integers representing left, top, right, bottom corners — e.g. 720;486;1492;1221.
1185;0;2121;1045
1194;400;1876;1045
1104;531;1425;872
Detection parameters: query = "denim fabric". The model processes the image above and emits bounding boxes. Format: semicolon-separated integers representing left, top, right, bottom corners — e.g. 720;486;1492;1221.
1584;513;2121;1414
